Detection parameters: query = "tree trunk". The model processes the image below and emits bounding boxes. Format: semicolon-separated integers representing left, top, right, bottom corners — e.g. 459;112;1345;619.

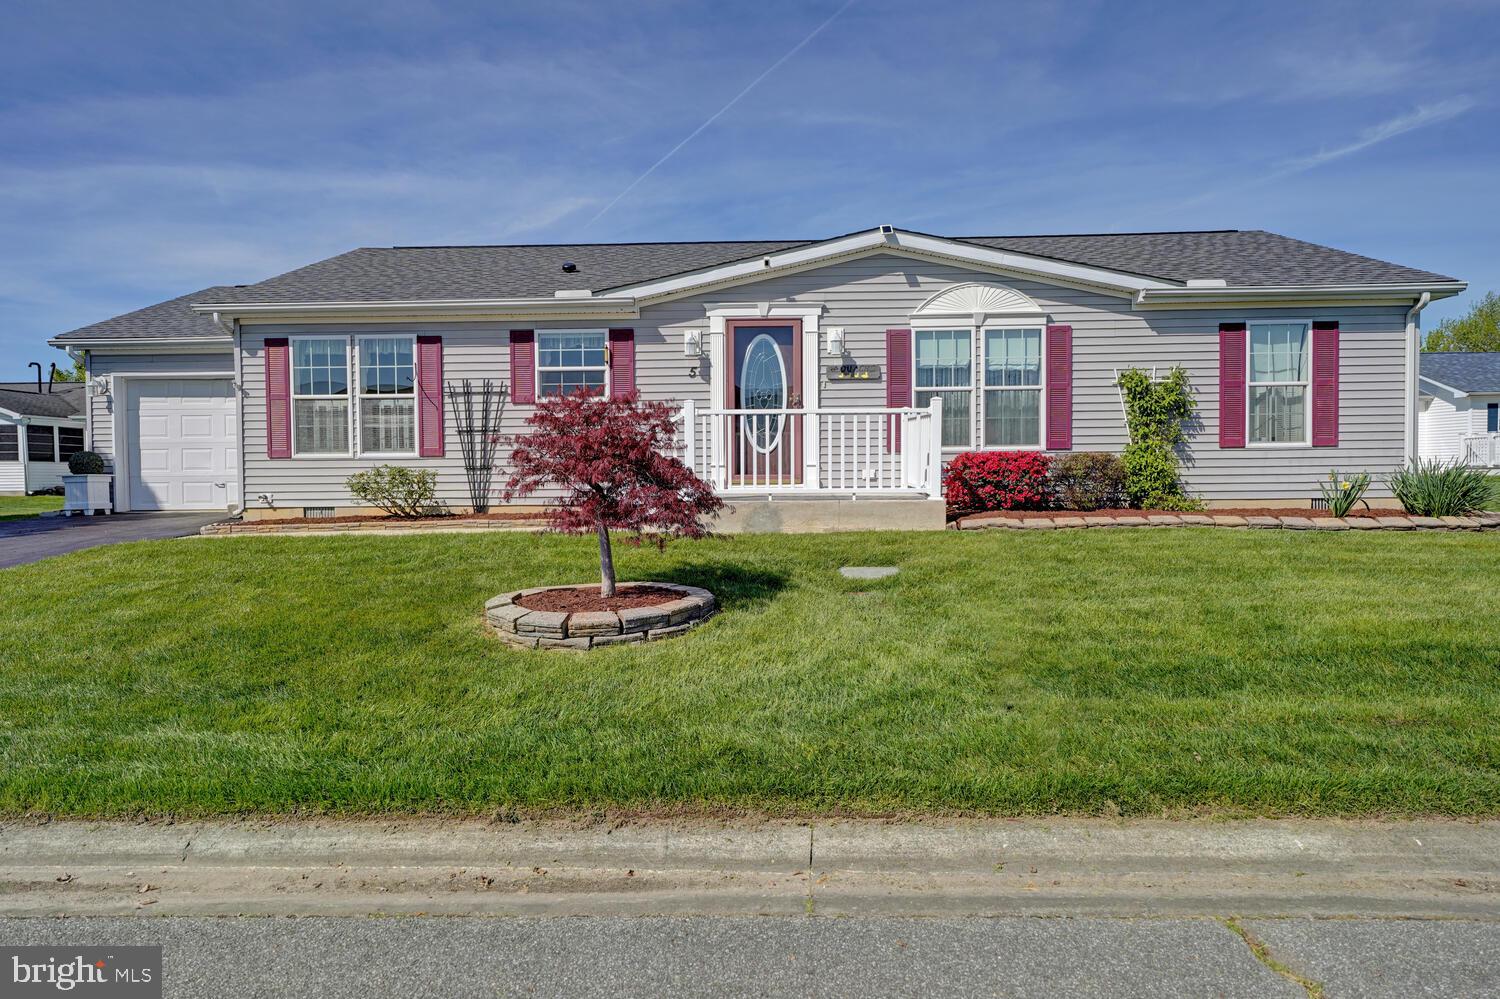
597;521;616;598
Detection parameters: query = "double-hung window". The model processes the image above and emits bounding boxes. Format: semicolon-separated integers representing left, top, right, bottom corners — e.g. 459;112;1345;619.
292;338;350;455
537;331;607;397
914;329;972;448
357;335;416;454
1248;322;1309;444
983;328;1042;447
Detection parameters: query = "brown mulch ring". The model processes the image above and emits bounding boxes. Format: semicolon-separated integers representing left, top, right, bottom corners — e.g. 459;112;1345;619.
958;506;1398;523
514;584;686;614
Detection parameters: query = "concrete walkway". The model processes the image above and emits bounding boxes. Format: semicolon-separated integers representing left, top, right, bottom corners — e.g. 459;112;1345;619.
0;512;225;568
2;818;1497;997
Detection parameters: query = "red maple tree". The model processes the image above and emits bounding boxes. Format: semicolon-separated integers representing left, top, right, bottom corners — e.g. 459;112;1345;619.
504;391;723;597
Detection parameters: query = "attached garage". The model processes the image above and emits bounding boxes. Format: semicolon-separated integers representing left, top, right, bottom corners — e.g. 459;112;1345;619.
122;378;238;511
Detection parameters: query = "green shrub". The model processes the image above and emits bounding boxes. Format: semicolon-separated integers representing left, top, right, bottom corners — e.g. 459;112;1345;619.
1049;452;1126;511
1318;471;1371;518
67;451;105;475
346;465;440;518
1387;460;1491;517
1116;367;1200;510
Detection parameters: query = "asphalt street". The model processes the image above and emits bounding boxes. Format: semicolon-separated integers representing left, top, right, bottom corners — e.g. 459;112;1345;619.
3;914;1497;998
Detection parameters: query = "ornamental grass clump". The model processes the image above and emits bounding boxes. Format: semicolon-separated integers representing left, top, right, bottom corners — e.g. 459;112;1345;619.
1318;471;1371;518
1387;459;1491;517
1115;367;1200;510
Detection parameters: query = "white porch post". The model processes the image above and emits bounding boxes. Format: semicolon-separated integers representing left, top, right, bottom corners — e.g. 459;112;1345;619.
927;396;944;497
802;316;821;489
680;399;696;475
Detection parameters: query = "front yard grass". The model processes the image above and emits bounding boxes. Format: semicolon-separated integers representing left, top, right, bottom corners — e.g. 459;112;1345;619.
0;494;63;521
2;529;1498;818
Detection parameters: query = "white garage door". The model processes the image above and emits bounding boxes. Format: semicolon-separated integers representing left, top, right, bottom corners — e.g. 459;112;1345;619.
127;379;238;511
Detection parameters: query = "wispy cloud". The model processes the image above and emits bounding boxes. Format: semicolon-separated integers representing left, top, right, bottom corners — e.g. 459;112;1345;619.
583;0;860;228
1283;96;1478;172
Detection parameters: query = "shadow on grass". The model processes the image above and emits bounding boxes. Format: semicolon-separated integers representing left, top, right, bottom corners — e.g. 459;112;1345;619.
653;563;790;611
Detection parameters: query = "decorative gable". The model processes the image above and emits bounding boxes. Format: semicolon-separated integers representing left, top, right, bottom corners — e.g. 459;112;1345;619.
912;282;1042;319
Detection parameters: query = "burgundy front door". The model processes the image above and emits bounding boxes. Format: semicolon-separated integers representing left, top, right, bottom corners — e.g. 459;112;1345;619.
725;319;802;484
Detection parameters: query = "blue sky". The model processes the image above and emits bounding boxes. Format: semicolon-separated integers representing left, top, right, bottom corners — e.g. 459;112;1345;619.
2;0;1496;378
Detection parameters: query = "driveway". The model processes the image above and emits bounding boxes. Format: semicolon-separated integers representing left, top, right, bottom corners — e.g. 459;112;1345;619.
0;511;226;568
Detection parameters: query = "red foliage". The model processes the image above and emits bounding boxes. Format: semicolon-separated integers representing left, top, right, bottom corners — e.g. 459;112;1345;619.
943;450;1054;514
503;391;724;592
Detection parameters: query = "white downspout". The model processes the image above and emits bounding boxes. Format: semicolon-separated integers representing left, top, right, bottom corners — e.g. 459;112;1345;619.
1405;292;1431;464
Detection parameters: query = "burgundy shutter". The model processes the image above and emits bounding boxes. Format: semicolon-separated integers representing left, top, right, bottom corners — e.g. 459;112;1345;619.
265;337;292;459
1218;323;1247;448
1311;322;1339;447
509;330;535;404
416;335;444;457
1045;324;1073;450
886;328;913;452
608;328;636;399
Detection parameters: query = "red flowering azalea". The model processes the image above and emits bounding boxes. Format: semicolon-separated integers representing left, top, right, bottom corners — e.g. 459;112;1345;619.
504;391;723;597
943;451;1054;515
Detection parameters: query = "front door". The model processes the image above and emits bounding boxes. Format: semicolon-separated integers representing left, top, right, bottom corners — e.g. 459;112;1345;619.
725;320;802;485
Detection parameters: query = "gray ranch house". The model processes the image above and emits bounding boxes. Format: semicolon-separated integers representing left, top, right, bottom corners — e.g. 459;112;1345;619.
50;227;1463;528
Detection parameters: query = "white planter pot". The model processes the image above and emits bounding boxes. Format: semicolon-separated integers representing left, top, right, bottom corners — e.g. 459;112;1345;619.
62;474;113;516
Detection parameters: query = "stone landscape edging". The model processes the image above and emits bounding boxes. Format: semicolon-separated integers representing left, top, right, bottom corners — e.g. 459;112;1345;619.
485;582;717;651
955;512;1500;532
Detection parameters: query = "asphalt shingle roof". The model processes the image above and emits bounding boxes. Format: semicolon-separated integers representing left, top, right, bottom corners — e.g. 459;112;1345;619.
1421;352;1500;394
0;381;85;419
53;287;235;343
54;229;1460;343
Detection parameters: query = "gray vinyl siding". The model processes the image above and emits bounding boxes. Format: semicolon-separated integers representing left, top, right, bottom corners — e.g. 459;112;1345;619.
86;351;235;470
237;252;1410;507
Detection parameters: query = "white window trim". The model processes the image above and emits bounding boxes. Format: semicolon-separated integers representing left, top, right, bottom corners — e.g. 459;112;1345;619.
912;317;1049;452
980;325;1047;452
535;328;611;400
911;328;976;450
354;333;420;459
289;334;354;459
1245;319;1313;449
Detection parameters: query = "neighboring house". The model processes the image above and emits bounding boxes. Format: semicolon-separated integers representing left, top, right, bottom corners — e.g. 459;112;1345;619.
0;381;86;495
1419;352;1500;467
49;227;1464;525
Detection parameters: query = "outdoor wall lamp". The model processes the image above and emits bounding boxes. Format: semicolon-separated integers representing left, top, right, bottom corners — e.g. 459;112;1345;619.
825;327;845;355
683;329;704;357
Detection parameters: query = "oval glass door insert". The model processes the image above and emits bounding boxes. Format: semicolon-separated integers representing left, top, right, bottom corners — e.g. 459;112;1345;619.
741;333;787;453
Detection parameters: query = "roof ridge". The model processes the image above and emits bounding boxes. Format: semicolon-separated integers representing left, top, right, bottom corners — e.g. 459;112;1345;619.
384;238;818;250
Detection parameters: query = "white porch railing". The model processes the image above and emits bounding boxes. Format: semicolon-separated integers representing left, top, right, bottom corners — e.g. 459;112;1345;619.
1462;433;1500;467
673;399;944;496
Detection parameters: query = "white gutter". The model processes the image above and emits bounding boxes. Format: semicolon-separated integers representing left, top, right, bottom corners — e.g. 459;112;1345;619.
189;296;640;321
1405;292;1431;464
1135;281;1466;306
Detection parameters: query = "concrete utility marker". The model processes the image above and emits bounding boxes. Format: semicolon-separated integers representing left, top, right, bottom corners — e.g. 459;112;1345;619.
2;817;1498;920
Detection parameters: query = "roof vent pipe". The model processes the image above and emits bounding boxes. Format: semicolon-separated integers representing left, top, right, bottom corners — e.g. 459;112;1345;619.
28;361;41;394
561;261;577;273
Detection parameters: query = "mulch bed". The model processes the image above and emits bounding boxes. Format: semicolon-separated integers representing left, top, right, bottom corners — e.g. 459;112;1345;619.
514;584;685;614
960;506;1395;522
252;511;552;527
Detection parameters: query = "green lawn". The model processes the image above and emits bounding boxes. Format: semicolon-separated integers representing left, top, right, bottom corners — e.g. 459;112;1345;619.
0;494;63;521
2;529;1499;818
